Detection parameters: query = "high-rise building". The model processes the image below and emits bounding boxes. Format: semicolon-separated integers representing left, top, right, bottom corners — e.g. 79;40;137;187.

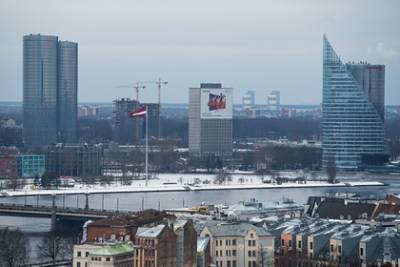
141;103;160;139
23;34;78;147
189;83;233;159
113;98;141;144
242;90;255;110
267;90;280;117
322;35;386;170
58;41;78;143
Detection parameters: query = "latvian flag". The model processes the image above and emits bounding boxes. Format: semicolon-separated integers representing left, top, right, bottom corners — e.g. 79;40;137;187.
129;106;147;117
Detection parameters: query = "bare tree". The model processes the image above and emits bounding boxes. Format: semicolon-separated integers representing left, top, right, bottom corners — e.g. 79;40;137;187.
214;169;232;184
326;157;337;184
0;227;28;267
37;233;72;264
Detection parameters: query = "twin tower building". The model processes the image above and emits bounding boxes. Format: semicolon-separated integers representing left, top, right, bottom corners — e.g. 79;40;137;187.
23;34;77;148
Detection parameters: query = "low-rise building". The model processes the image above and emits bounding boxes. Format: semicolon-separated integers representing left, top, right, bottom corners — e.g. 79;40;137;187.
133;224;177;267
73;243;134;267
18;154;45;178
200;221;274;267
197;237;211;267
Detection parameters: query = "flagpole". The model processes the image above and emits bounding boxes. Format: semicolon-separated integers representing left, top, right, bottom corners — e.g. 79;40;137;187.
145;105;148;187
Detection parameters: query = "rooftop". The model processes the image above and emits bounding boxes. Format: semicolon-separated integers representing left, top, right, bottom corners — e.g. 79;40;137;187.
90;243;134;257
136;224;166;238
204;222;271;237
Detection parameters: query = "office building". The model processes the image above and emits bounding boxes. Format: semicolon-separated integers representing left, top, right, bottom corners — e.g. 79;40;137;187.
322;35;386;169
45;143;103;177
58;41;78;143
18;154;46;178
113;98;141;144
267;90;280;117
23;34;77;148
189;83;233;159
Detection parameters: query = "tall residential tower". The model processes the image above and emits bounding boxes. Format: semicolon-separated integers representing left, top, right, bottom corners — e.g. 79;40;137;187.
23;34;78;147
322;35;386;170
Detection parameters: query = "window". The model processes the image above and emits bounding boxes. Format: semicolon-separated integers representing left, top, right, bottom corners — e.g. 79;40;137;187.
252;261;256;267
288;240;292;248
106;257;110;262
232;250;236;256
298;240;301;249
252;250;256;256
250;233;254;238
309;253;313;258
220;240;223;246
232;260;236;267
76;262;81;267
227;260;231;267
216;250;219;256
360;247;364;256
330;244;334;252
216;240;219;246
85;252;89;257
232;239;236;246
338;245;342;253
281;239;285;246
77;251;81;257
226;240;229;246
309;242;313;250
248;251;251;256
252;240;256;246
248;261;252;267
248;240;252;246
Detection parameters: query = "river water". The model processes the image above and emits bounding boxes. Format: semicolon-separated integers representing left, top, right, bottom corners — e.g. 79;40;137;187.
0;175;399;262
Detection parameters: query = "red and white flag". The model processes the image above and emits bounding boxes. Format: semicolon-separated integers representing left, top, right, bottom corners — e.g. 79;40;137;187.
129;106;147;117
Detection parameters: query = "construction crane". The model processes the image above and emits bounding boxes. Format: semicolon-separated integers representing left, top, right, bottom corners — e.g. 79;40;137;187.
115;82;146;103
141;78;168;139
114;82;146;140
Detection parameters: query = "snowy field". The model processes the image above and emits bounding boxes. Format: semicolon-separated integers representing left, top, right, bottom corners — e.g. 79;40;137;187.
0;172;385;197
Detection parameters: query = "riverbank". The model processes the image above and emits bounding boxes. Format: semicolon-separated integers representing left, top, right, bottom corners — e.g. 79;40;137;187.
1;180;385;197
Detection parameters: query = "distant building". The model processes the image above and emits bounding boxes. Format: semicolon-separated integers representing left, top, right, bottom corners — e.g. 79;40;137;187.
23;34;77;147
73;243;134;267
267;90;280;117
113;98;141;144
189;83;233;159
78;105;99;118
199;221;274;267
45;143;103;177
322;35;386;169
0;156;18;178
242;90;255;117
18;154;45;178
141;103;159;139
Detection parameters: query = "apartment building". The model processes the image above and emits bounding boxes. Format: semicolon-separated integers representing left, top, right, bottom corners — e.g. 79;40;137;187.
73;243;134;267
133;224;177;267
200;222;274;267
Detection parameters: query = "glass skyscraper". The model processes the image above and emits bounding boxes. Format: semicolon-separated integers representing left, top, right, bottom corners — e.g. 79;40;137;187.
23;34;77;148
322;35;386;170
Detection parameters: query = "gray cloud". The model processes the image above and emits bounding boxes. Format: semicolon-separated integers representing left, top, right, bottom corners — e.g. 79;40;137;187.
0;0;399;105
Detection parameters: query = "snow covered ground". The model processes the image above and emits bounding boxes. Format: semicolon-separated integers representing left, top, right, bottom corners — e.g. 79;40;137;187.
0;172;385;197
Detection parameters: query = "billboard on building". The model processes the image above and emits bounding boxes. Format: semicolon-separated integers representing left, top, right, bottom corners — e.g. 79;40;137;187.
200;88;233;119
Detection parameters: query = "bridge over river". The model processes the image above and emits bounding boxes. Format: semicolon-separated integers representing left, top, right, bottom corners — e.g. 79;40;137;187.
0;195;132;231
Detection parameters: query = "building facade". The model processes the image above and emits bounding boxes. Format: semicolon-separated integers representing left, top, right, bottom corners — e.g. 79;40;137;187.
18;154;45;178
322;35;386;169
189;83;233;159
23;34;77;148
267;91;280;117
200;222;274;267
45;143;103;177
113;98;141;144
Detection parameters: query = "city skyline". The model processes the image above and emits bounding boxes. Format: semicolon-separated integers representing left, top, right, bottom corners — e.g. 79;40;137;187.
0;1;399;105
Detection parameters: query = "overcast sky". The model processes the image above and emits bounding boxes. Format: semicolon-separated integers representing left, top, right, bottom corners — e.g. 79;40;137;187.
0;0;399;105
